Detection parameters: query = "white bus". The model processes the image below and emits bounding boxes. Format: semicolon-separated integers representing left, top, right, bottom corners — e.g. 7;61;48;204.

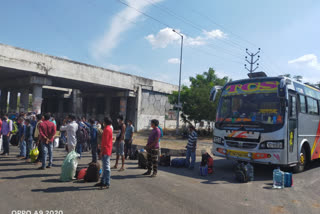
210;74;320;172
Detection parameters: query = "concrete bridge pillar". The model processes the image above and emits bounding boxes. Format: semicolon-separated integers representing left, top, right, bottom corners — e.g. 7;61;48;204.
32;85;43;114
135;86;142;131
58;98;64;118
104;94;112;117
120;96;127;121
19;88;29;113
72;89;83;116
0;89;8;114
9;90;18;113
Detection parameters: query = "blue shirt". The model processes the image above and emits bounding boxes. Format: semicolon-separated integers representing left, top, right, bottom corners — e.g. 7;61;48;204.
90;124;98;144
31;120;37;128
125;125;134;140
18;124;26;138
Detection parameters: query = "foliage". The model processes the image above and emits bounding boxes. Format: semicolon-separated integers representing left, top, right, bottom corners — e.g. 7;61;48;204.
169;68;230;124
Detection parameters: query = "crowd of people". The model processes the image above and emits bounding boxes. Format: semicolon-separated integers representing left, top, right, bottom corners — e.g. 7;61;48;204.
0;112;179;189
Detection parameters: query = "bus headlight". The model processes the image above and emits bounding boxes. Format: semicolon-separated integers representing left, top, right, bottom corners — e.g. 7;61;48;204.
259;141;284;149
213;136;224;145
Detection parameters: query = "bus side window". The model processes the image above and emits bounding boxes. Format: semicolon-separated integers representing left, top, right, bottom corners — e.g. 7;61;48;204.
289;96;296;118
299;95;307;113
307;97;319;115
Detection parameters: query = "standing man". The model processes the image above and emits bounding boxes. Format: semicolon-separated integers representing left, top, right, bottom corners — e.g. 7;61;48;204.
143;119;161;177
24;119;34;162
1;114;12;156
112;116;126;171
18;117;26;159
185;125;197;169
124;120;134;159
60;115;78;153
96;117;113;189
34;114;43;164
89;119;98;163
38;113;56;170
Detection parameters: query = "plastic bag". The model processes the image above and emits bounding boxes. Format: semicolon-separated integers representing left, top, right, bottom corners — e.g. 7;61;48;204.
60;151;80;182
30;147;39;163
53;137;59;148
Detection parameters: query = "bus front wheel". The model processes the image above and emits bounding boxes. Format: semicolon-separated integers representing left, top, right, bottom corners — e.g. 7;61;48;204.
293;147;307;173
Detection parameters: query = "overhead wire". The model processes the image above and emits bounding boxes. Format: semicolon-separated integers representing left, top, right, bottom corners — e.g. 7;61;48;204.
142;0;247;52
116;0;249;73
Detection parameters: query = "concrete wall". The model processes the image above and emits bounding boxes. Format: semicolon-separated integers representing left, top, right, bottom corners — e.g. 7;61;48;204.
0;43;180;131
0;43;178;94
138;90;175;130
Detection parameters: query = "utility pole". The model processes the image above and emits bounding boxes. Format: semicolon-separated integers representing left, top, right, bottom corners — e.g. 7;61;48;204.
172;29;183;135
245;48;260;73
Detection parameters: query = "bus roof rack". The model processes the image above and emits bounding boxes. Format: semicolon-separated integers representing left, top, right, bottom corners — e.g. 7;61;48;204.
247;72;267;79
305;82;320;90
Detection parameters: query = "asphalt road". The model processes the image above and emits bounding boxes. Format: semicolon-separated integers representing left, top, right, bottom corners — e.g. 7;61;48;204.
1;146;320;214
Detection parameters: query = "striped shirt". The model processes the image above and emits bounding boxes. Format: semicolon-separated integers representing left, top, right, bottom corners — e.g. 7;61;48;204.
187;131;197;149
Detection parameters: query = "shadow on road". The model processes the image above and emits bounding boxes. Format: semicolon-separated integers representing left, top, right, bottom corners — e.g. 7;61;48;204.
159;159;276;184
0;162;30;167
0;168;39;172
2;173;59;180
31;186;96;193
111;174;145;180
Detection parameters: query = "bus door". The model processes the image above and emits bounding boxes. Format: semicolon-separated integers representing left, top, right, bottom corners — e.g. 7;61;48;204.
288;92;298;163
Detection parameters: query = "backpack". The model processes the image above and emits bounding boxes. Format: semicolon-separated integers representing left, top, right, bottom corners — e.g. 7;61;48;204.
8;120;18;135
76;125;89;145
10;134;19;146
138;152;148;169
201;153;211;166
84;162;101;182
234;163;249;183
207;157;214;174
77;168;88;180
159;154;171;166
130;150;139;160
171;158;186;167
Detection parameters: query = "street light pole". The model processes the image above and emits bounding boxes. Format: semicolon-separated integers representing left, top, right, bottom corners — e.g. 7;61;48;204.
173;29;183;135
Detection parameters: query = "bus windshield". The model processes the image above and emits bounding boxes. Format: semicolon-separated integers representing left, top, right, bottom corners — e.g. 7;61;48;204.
216;92;285;132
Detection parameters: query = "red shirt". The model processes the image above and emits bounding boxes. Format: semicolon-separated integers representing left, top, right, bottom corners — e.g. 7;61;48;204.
101;125;113;156
39;120;56;142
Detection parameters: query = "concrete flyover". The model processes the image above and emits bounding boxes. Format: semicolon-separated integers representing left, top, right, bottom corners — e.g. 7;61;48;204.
0;43;179;131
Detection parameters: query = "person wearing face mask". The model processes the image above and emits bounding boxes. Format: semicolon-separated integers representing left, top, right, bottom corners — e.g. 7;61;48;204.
60;115;78;153
0;114;13;156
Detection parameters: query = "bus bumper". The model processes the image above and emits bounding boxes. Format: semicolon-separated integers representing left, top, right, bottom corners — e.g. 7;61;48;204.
213;146;287;165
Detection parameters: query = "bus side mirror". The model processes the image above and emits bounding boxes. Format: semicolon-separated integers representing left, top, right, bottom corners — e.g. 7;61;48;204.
278;79;289;98
210;86;222;102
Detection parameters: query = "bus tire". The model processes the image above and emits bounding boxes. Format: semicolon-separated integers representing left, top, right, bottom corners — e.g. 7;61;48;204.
293;147;307;173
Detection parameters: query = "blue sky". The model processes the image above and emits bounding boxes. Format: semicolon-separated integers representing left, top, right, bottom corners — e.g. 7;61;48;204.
1;0;320;85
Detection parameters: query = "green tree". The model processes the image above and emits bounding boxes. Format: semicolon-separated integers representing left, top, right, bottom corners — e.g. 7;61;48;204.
169;68;230;125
